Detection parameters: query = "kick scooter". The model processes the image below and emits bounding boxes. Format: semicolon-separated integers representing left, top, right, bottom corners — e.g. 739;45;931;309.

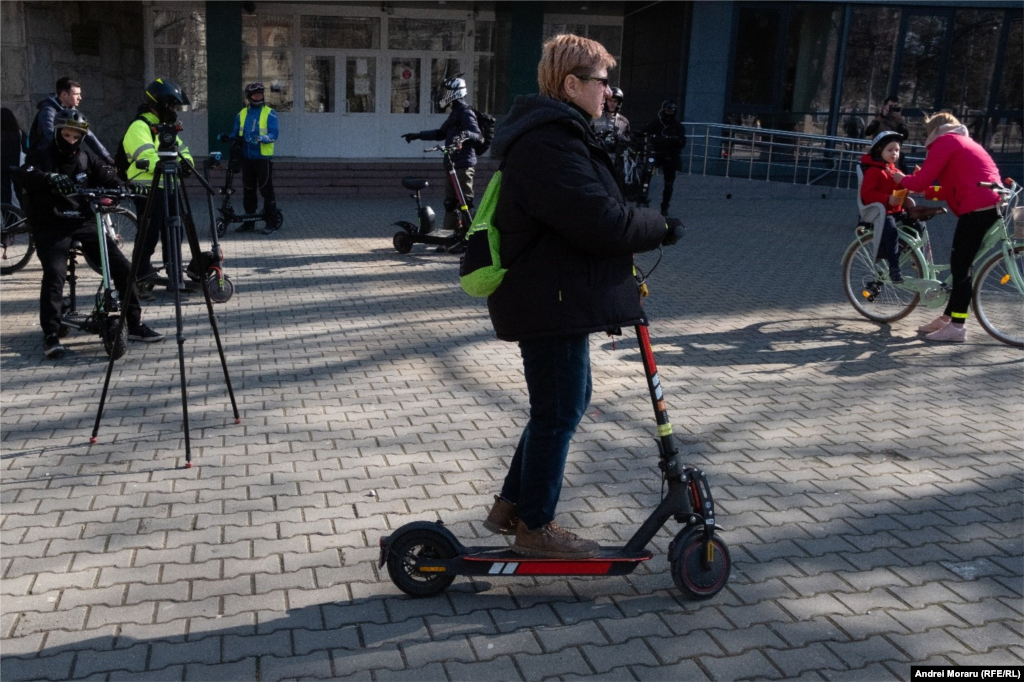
379;253;731;599
209;134;284;236
392;135;474;255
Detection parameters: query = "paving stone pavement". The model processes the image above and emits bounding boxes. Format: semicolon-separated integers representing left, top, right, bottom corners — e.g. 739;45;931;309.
1;175;1022;681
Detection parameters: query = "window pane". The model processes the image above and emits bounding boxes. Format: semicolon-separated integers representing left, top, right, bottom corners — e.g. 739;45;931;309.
783;5;841;114
347;57;376;113
731;8;781;106
301;16;380;49
242;15;257;48
388;18;465;51
588;25;623;56
997;19;1022;112
840;6;901;116
430;58;460;113
153;10;185;46
243;50;259;84
944;9;1000;117
543;23;585;41
262;51;293;112
392;58;420;113
305;56;335;113
475;20;494;52
260;15;292;48
898;14;949;110
154;46;207;111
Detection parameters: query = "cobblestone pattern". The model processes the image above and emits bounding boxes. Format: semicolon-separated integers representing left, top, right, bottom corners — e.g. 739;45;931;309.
2;176;1021;680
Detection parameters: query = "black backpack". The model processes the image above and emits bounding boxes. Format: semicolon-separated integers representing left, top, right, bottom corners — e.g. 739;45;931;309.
471;107;496;154
114;113;152;181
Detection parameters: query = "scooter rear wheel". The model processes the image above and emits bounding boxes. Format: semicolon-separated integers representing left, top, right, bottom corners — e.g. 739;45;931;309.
103;316;128;360
386;528;457;597
216;219;228;238
670;528;731;601
393;231;413;255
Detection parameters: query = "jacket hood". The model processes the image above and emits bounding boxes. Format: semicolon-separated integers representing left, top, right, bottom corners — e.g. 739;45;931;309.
925;123;969;148
39;94;62;111
859;153;894;170
491;95;592;158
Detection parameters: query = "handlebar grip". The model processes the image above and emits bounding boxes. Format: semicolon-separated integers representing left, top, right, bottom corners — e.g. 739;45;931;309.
978;182;999;189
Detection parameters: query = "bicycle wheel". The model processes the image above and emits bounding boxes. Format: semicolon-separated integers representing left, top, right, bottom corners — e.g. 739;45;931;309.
1;204;35;276
972;245;1024;348
105;207;138;262
841;233;925;323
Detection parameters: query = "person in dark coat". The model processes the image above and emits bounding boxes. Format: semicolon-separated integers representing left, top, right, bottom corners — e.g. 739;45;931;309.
1;107;28;204
20;110;162;358
642;100;687;216
480;34;680;559
402;77;482;246
29;76;115;165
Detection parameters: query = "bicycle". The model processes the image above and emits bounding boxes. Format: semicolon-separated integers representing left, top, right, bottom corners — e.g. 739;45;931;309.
841;179;1024;348
1;202;33;275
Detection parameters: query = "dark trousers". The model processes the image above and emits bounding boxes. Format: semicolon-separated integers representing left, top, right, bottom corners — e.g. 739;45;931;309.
444;166;475;235
241;158;276;220
661;162;678;212
35;224;142;338
500;334;593;529
944;208;999;321
876;215;900;273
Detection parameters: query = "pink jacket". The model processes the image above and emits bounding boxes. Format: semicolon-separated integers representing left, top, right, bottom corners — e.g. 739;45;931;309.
899;127;1001;217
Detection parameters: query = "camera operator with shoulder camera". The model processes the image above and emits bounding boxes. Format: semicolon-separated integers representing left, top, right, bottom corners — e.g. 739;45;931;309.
21;110;163;359
121;79;195;297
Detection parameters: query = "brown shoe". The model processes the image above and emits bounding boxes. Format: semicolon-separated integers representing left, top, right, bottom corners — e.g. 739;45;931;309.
482;496;519;535
512;520;599;559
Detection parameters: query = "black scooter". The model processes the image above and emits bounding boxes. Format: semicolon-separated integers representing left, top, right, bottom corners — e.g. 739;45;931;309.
392;138;473;255
379;257;731;600
209;135;284;237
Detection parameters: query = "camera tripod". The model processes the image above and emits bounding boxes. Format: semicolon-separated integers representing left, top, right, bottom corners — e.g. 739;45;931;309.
90;122;240;467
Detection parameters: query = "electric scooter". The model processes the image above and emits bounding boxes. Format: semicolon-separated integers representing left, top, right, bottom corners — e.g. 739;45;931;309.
209;134;284;236
379;253;732;600
392;136;474;255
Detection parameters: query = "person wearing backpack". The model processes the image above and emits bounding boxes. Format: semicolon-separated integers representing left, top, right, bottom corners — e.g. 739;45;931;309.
119;79;194;297
479;34;681;560
401;76;483;244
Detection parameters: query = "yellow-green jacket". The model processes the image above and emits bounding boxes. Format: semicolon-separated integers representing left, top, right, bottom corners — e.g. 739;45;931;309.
122;111;193;186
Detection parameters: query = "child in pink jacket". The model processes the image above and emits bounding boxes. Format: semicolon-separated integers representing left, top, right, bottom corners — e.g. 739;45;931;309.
895;112;1001;343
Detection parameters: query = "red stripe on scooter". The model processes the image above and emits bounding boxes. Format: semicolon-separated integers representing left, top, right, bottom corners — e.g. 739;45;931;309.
638;325;657;373
516;561;613;575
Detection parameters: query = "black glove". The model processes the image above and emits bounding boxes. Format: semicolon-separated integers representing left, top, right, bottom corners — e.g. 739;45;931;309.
46;173;75;195
178;160;193;178
129;182;150;197
402;133;420;143
663;218;684;246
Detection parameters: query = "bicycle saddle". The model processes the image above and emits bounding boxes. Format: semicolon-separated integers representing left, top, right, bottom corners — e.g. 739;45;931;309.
402;177;429;191
905;205;948;222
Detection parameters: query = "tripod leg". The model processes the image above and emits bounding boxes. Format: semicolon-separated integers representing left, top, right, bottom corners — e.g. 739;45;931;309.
164;169;194;466
91;173;161;444
179;176;241;424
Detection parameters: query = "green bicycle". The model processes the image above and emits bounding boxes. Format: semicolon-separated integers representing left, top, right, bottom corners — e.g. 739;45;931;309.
841;179;1024;348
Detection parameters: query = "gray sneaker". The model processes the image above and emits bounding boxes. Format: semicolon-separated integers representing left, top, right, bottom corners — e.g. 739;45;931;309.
512;520;599;559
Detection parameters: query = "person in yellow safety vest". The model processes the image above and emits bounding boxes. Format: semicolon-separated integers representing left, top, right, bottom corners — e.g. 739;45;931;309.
123;78;196;296
232;82;280;234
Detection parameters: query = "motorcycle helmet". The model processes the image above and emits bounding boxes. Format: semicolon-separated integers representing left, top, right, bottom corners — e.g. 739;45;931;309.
144;78;190;124
869;131;904;160
660;100;678;119
53;109;89;156
435;76;468;111
245;82;266;104
609;87;624;104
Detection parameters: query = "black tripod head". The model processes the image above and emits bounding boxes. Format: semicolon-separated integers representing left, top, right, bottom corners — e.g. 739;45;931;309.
154;122;183;153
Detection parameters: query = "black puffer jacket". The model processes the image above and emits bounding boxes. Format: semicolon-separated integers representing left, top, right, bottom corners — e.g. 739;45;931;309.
21;145;121;236
486;95;667;342
419;99;483;169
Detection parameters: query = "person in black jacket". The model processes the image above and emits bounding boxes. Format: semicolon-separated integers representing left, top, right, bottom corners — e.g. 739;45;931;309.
29;76;115;165
1;107;27;204
642;100;687;216
402;77;483;244
480;34;680;559
20;110;162;359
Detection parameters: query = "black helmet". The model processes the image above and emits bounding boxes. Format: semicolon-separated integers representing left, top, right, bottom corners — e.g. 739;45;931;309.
609;87;624;103
245;82;265;104
53;109;89;156
869;130;904;159
660;100;678;117
144;78;190;123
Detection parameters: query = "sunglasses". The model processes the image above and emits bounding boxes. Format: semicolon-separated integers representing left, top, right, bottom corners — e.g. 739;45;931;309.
576;75;610;87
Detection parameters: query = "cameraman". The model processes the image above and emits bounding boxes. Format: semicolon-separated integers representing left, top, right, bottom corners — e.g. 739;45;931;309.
232;82;280;234
122;79;195;295
401;76;482;248
865;97;909;172
21;110;162;359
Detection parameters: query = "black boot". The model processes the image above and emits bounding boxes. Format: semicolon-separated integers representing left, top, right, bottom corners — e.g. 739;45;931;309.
660;203;669;217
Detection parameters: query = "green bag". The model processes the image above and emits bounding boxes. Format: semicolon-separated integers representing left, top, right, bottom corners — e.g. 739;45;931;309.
459;170;505;297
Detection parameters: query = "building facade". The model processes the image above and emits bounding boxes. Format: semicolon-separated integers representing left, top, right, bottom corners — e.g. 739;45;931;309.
1;1;1020;165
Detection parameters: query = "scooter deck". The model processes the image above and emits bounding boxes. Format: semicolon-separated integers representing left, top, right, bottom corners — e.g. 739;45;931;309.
448;547;653;577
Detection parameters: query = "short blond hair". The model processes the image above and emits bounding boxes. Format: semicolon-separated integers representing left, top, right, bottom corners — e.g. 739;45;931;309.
537;34;616;100
924;111;961;135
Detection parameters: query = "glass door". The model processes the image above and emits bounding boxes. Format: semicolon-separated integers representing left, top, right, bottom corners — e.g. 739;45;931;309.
298;51;380;158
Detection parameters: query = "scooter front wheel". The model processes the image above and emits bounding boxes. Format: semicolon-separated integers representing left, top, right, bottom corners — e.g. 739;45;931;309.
103;316;128;360
206;271;234;304
393;231;413;254
670;528;731;601
386;528;457;597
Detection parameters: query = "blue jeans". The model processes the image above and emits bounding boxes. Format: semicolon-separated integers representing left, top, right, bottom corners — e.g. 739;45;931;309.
500;334;593;529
